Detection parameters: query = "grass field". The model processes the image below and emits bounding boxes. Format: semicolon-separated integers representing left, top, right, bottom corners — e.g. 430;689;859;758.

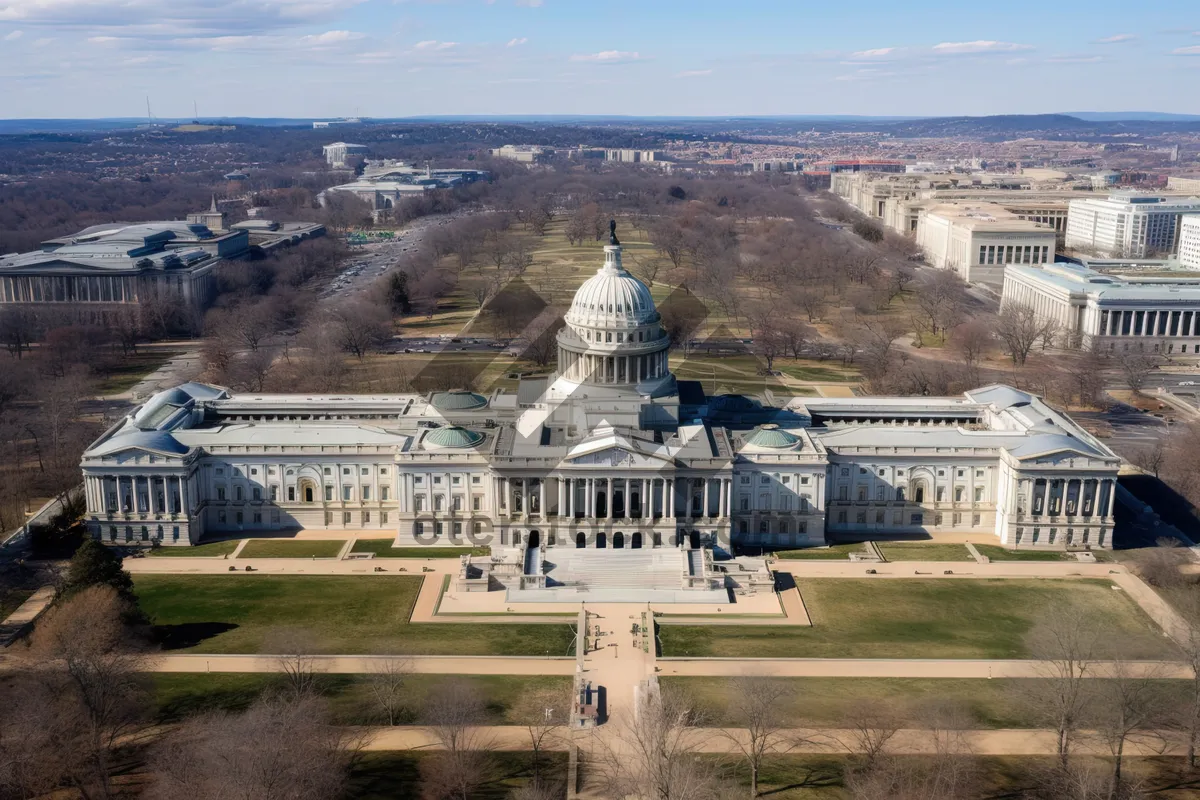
148;540;242;558
95;350;184;396
134;575;576;656
349;752;567;800
151;672;572;725
772;543;866;560
658;578;1176;659
664;676;1192;729
711;755;1200;800
877;542;973;562
350;540;489;558
972;544;1069;562
239;539;345;558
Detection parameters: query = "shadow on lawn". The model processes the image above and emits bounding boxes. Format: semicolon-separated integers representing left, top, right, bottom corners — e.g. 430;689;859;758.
153;622;239;650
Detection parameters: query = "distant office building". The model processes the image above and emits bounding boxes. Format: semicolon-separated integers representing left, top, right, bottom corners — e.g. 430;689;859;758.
1088;171;1122;190
751;159;801;172
1003;262;1200;354
1168;175;1200;194
488;145;552;163
1065;192;1200;258
0;201;323;329
917;203;1057;284
320;161;489;211
604;149;664;163
313;117;363;129
1180;215;1200;271
818;159;906;174
322;142;369;169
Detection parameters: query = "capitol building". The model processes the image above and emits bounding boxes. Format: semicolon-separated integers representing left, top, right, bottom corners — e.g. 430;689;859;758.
81;233;1122;561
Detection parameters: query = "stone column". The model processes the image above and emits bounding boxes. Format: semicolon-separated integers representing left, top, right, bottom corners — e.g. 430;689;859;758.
558;478;566;517
667;479;675;517
606;479;613;519
539;480;546;518
702;479;710;518
1106;479;1116;517
1041;479;1051;517
586;478;594;517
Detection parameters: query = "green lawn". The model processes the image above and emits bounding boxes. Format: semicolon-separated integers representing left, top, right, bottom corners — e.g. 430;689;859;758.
773;543;866;560
658;578;1176;659
239;539;345;558
665;676;1192;729
351;540;489;558
349;752;567;800
877;543;973;562
148;540;242;558
151;672;571;726
972;544;1068;562
135;574;575;656
95;350;184;396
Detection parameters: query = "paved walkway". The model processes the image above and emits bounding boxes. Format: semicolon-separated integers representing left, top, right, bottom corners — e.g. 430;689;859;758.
357;724;1190;757
144;653;576;675
0;586;54;647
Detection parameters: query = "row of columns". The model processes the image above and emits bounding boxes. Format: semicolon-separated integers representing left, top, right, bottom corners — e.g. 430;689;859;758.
1020;477;1115;519
492;475;735;520
1100;307;1200;338
559;347;670;385
91;474;186;516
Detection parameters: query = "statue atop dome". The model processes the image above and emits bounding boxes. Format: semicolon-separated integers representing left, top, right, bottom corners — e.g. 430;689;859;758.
608;219;620;246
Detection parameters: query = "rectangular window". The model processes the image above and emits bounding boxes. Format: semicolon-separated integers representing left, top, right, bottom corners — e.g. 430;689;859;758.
217;487;226;501
343;485;352;501
253;512;262;524
972;514;981;527
218;511;226;524
381;486;390;501
473;496;482;511
235;511;243;524
325;485;334;502
363;511;371;523
974;487;983;502
325;511;333;525
472;475;481;484
343;512;352;524
252;487;261;501
362;485;371;501
270;485;278;501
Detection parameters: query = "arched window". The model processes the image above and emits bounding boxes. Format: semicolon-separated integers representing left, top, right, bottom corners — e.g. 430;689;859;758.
576;532;586;548
613;532;624;548
896;486;906;502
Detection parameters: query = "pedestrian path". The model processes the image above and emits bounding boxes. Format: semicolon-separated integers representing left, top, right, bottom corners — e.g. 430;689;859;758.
0;586;54;647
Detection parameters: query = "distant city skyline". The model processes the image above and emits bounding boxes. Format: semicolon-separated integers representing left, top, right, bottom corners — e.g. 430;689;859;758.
0;0;1198;119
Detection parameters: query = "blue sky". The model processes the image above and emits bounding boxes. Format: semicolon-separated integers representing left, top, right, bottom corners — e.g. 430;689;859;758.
0;0;1198;118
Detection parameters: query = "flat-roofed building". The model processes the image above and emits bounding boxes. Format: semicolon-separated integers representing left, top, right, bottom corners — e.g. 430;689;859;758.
489;145;552;163
1065;192;1200;258
322;142;369;169
1003;262;1200;354
916;203;1057;284
1167;176;1200;194
1180;215;1200;271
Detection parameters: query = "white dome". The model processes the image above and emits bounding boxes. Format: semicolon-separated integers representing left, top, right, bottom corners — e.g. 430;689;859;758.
565;245;658;328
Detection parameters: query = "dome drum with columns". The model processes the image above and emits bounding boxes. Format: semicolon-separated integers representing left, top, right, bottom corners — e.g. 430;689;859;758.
556;236;674;394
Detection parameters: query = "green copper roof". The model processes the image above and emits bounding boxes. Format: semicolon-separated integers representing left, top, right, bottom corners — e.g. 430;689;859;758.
746;425;800;449
425;425;485;448
431;391;488;411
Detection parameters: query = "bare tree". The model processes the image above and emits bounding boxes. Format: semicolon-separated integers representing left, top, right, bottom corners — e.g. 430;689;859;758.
509;684;571;785
995;302;1057;366
1129;440;1167;478
1118;351;1160;395
145;694;356;800
829;698;903;771
421;678;496;800
1019;605;1100;767
327;299;393;360
952;319;993;372
262;626;322;700
595;683;731;800
365;657;412;726
1091;660;1168;792
29;585;150;800
722;677;813;798
1168;590;1200;769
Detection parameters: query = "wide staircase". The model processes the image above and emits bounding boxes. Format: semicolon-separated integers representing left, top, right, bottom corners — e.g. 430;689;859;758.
549;549;684;591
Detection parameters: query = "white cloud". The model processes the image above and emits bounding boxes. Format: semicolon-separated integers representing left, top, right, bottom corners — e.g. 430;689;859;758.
414;40;456;50
1172;45;1200;55
3;29;19;40
506;37;527;47
298;30;363;46
674;69;712;78
0;0;367;39
851;47;894;58
1095;34;1136;43
932;40;1033;55
32;37;55;47
1046;54;1103;63
570;50;645;64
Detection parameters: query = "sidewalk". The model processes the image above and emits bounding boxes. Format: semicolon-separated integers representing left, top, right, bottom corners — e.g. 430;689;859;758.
656;657;1193;679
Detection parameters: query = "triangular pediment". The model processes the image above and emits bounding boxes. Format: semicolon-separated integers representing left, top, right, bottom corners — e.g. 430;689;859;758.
566;442;672;468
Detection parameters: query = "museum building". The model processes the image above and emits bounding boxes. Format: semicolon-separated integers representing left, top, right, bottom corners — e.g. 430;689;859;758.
80;232;1121;553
